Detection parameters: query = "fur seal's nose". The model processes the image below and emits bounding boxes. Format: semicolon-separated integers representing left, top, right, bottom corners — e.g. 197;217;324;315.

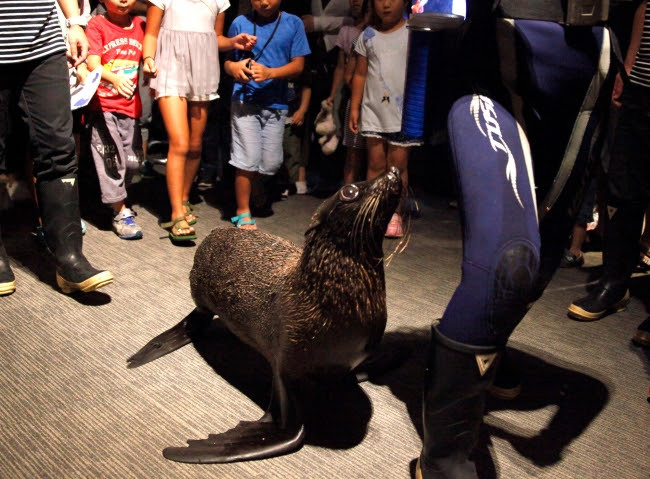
387;166;400;182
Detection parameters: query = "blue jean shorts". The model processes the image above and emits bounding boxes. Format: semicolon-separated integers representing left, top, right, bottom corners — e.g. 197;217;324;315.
229;101;288;175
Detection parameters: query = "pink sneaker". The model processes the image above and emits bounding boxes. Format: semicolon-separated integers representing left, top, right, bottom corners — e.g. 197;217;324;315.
385;213;403;238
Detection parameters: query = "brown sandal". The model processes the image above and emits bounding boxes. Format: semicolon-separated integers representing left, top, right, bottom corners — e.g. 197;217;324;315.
161;216;197;242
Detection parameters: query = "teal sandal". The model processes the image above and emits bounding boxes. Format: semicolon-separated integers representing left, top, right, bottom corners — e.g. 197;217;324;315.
161;216;197;242
183;201;198;225
231;212;257;230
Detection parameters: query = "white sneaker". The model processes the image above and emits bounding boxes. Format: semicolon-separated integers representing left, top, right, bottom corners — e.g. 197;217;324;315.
113;208;143;240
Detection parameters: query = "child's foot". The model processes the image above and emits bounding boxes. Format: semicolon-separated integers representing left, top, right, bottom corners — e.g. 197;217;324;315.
559;249;584;268
113;208;143;240
231;212;257;230
183;201;198;225
295;181;308;195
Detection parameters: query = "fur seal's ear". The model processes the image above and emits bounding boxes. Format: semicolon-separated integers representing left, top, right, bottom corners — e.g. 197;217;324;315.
305;194;337;236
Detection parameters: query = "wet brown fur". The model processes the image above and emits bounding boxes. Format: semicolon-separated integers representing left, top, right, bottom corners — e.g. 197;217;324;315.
190;169;402;380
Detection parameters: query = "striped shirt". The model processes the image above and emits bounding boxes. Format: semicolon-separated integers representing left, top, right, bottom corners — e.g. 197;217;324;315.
630;1;650;88
0;0;66;64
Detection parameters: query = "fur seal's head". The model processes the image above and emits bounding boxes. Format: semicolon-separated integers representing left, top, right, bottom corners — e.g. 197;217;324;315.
305;167;402;260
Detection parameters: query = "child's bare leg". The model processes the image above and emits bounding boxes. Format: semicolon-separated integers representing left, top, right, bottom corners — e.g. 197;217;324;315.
343;146;363;185
183;102;209;210
366;137;388;181
387;144;409;192
234;169;260;230
158;96;192;230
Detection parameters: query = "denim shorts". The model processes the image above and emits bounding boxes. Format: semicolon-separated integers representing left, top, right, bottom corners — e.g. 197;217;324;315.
229;102;288;175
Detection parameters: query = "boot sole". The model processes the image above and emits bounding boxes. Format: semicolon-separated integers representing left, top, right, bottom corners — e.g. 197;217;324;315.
488;383;522;400
415;457;424;479
0;280;16;296
56;271;114;294
567;291;630;321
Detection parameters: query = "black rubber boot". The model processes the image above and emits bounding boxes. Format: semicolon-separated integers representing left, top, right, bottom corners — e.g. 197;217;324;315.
416;327;499;479
568;203;643;321
37;176;113;293
0;228;16;296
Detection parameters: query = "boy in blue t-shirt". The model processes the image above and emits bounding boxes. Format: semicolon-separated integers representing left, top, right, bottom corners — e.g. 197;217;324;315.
225;0;310;230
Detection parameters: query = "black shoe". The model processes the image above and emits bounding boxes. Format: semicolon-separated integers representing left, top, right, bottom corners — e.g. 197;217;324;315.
632;317;650;348
559;249;584;268
568;282;630;321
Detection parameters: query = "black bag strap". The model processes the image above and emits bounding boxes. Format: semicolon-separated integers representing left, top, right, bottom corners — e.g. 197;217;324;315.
249;11;283;62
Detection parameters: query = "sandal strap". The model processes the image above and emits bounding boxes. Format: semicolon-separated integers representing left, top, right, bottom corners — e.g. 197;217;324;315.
231;212;252;224
236;218;256;227
183;200;198;213
161;216;189;230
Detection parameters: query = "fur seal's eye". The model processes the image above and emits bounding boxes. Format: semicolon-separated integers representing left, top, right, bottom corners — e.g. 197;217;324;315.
339;184;360;202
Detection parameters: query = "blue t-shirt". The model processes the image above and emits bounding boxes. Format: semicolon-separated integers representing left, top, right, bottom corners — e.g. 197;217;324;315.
228;11;310;109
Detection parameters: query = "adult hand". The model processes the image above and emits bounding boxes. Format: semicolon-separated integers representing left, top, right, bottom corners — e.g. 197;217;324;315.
66;24;88;67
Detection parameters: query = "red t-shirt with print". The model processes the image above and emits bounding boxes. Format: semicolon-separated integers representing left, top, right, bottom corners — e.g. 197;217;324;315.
86;15;144;118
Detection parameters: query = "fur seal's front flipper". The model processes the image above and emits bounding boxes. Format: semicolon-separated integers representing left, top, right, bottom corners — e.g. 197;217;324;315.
162;373;305;463
127;309;213;369
353;345;412;383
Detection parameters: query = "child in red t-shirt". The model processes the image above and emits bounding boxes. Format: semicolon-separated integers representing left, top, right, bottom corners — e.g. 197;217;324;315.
83;0;145;239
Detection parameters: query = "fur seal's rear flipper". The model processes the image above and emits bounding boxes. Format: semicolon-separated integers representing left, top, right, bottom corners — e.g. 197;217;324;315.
126;309;213;369
163;374;305;463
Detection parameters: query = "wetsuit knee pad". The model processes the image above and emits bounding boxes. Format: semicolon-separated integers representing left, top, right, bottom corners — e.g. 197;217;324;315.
438;95;541;347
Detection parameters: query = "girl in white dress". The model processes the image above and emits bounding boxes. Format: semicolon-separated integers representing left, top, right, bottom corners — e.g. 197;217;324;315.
142;0;255;242
349;0;420;238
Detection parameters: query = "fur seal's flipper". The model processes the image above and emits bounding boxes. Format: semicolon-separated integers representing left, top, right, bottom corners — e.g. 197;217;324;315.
162;413;305;463
126;309;213;368
353;345;412;383
163;373;305;463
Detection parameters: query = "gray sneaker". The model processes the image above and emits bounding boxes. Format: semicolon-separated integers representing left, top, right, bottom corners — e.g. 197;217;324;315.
113;208;143;240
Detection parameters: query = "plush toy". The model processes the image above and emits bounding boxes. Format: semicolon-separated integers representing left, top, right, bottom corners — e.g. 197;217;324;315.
313;100;339;155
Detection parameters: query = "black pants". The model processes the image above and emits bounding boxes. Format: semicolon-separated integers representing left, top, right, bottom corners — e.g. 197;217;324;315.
0;52;77;183
607;83;650;208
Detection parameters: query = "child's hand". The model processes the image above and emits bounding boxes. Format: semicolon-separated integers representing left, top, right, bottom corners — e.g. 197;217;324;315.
143;57;158;78
349;108;360;134
291;109;306;126
232;59;253;82
248;60;271;82
114;76;136;99
233;33;257;51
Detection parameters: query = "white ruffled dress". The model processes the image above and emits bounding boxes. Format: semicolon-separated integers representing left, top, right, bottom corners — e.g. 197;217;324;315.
149;0;229;101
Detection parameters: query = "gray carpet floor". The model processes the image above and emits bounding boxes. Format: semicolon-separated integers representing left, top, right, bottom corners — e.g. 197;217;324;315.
1;170;649;478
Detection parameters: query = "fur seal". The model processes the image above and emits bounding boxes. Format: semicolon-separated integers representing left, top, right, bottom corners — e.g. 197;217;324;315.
127;167;402;463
